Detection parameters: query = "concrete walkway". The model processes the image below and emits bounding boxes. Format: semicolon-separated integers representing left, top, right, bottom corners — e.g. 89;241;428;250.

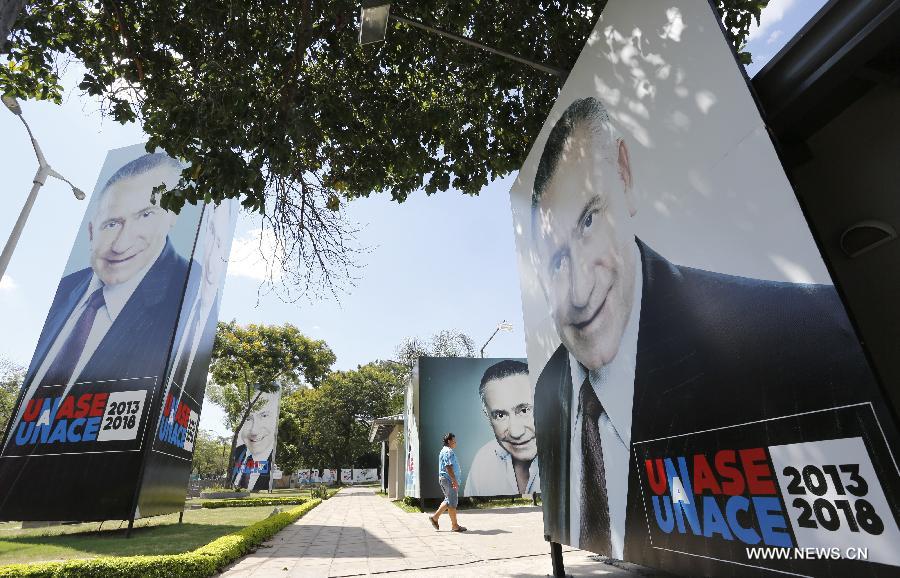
221;486;653;577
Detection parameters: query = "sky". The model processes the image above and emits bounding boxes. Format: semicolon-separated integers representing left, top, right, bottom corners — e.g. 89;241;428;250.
0;0;826;436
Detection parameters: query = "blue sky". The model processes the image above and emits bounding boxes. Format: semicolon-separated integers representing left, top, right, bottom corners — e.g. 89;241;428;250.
0;0;825;436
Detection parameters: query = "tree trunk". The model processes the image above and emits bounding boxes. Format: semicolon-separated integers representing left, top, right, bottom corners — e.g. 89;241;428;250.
0;0;26;53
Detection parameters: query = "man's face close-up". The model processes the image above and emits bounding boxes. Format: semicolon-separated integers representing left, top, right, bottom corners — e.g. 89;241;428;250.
89;165;179;286
483;373;537;463
534;126;637;372
243;394;277;456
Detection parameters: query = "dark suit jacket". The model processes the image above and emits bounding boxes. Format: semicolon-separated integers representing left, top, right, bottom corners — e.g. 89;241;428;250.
534;239;879;560
0;239;192;520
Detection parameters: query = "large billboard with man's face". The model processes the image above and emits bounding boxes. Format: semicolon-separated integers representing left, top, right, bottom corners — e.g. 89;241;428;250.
0;144;236;521
229;387;282;493
405;357;537;500
509;2;900;576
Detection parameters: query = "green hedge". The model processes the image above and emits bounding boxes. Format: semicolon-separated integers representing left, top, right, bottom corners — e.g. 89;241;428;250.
0;499;321;578
201;497;306;509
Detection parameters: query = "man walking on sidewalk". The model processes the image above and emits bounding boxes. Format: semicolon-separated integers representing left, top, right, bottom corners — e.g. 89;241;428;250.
430;432;467;532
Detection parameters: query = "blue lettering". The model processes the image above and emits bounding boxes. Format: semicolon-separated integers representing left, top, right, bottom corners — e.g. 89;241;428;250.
14;422;33;445
48;420;68;443
726;496;759;544
702;496;733;540
753;497;792;547
82;417;101;441
665;458;701;535
652;495;675;533
67;418;86;442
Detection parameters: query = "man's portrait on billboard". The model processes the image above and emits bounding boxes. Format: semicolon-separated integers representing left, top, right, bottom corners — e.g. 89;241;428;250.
530;97;877;558
5;153;192;449
464;360;540;496
231;389;280;491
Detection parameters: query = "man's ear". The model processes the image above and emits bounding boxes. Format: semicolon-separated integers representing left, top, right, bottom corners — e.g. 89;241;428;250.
88;222;94;242
617;139;637;217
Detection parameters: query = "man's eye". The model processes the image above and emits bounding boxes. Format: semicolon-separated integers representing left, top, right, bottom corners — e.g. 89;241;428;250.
491;411;507;420
584;211;594;229
102;221;119;230
517;406;531;416
142;210;155;218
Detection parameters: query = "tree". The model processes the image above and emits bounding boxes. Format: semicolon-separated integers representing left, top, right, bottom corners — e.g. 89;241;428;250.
395;329;476;372
207;321;336;471
278;360;404;476
191;429;231;479
0;358;24;437
2;1;767;296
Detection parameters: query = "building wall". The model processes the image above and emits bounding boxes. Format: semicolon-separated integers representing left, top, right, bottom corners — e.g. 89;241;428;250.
792;83;900;414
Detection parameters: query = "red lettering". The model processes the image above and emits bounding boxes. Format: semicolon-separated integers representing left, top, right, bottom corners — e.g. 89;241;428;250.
55;396;76;419
740;448;776;494
89;393;109;417
176;403;191;427
645;459;667;495
164;394;174;418
23;398;42;422
716;449;745;495
693;454;722;495
75;394;92;418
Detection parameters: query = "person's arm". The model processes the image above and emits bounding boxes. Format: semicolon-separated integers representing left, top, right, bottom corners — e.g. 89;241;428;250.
444;462;459;489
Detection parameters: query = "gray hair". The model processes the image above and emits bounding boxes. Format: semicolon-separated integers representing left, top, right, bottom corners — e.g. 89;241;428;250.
531;97;620;209
93;153;183;214
479;360;529;407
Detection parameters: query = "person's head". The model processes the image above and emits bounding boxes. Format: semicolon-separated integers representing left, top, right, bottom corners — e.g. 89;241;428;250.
531;97;637;372
202;201;234;289
442;432;456;449
479;360;535;463
88;154;182;286
242;391;279;457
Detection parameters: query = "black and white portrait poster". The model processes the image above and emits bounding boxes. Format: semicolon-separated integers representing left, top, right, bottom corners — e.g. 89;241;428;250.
507;2;900;576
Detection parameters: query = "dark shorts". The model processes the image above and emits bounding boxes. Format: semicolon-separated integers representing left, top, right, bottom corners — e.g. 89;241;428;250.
439;476;458;508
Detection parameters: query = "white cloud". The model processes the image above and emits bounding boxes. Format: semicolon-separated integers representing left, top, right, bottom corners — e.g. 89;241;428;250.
227;228;284;282
747;0;795;43
0;275;16;291
767;29;785;44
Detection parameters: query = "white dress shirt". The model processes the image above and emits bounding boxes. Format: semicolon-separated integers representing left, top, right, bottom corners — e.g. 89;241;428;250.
464;439;541;496
568;241;643;559
6;247;162;443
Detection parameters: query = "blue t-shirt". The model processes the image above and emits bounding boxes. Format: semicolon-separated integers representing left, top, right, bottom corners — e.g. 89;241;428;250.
438;446;461;481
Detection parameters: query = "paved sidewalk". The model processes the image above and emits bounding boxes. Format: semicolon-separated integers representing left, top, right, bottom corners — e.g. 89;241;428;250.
221;486;651;577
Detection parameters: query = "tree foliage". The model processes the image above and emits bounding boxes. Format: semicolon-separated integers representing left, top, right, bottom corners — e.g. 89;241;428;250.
2;1;766;295
395;329;476;371
277;360;405;474
207;321;336;464
0;358;24;437
190;428;231;478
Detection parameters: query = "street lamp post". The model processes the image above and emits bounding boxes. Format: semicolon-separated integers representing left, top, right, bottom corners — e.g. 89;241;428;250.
0;95;85;281
359;3;568;79
480;320;513;358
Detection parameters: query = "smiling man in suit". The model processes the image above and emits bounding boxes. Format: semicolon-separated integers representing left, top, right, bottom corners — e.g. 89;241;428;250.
4;153;191;447
530;97;876;560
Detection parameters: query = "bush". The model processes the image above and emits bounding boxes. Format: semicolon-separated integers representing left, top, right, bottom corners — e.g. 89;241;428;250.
201;497;306;509
0;499;321;578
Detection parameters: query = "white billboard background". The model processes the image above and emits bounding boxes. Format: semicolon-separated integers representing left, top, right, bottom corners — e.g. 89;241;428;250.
508;1;830;375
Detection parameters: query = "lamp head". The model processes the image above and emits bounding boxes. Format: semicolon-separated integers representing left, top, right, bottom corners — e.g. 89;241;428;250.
73;187;86;201
2;95;22;116
359;2;391;45
498;321;513;332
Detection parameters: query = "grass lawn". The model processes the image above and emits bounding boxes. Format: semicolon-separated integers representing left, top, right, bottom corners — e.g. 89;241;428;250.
0;505;280;565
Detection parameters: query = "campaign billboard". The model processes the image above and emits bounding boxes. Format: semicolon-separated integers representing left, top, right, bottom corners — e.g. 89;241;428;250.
0;144;235;521
507;1;900;575
404;357;536;501
229;387;282;493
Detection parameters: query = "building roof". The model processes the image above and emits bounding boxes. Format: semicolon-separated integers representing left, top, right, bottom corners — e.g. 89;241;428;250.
369;413;404;443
